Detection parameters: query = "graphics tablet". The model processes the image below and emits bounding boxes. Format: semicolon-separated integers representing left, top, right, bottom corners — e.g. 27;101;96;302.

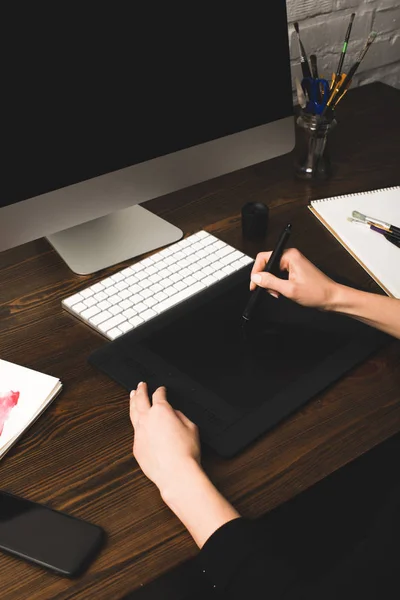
88;265;389;457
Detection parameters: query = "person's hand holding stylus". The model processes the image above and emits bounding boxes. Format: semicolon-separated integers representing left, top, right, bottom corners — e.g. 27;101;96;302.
242;223;292;321
250;248;400;339
250;248;339;310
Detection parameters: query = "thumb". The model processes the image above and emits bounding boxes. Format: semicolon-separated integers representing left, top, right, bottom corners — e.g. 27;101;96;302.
250;272;290;297
175;409;197;429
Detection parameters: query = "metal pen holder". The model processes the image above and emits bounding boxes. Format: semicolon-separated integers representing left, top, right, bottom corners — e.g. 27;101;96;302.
295;111;337;180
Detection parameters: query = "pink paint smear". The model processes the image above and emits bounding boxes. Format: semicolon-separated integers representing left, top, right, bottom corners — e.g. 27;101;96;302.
0;391;20;436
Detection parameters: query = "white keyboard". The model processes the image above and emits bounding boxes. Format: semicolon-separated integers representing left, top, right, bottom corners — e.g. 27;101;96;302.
62;231;253;340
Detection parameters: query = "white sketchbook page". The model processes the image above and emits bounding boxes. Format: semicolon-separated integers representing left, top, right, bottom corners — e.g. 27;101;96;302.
0;382;62;458
0;359;60;453
310;187;400;298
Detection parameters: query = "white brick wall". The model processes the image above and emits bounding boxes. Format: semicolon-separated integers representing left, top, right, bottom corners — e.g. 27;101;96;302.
287;0;400;101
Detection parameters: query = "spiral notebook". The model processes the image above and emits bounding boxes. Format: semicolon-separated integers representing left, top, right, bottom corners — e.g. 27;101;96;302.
308;186;400;298
0;359;62;459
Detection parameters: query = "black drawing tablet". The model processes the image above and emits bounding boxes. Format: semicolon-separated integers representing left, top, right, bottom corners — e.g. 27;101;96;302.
89;265;389;457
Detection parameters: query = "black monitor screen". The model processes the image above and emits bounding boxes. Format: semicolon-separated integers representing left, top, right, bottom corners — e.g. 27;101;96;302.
2;4;292;208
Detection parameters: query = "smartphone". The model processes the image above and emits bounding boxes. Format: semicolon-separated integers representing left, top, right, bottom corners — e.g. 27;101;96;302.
0;490;105;577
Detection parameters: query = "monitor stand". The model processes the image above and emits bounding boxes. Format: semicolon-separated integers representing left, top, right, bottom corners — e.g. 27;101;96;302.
46;205;183;275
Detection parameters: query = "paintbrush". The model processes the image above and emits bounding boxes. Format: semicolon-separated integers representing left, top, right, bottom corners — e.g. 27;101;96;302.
294;21;312;79
330;31;378;108
352;210;400;237
336;13;356;81
348;217;400;246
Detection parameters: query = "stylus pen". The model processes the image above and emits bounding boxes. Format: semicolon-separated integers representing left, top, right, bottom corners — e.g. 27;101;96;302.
242;223;292;322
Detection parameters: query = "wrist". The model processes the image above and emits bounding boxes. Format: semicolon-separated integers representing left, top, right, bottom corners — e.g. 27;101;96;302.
326;282;363;315
160;458;240;548
159;457;205;506
324;282;349;312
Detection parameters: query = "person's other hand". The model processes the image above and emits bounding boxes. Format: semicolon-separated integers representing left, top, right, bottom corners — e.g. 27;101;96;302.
129;382;201;495
250;248;338;310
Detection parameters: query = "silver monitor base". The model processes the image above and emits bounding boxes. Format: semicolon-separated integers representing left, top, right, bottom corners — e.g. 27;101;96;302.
46;204;183;275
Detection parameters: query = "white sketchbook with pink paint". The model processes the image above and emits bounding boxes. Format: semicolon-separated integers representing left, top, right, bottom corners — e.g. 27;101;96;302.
0;359;62;459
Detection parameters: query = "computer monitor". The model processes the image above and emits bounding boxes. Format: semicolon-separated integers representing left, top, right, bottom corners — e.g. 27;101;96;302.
1;6;294;275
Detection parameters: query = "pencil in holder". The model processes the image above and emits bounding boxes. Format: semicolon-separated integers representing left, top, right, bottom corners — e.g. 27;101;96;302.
294;111;337;180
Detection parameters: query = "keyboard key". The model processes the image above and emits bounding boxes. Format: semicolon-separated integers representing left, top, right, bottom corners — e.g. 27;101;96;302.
63;293;84;308
119;321;134;334
144;296;158;308
120;267;135;277
94;291;108;302
173;281;187;291
203;274;218;286
81;306;101;320
108;295;121;306
185;275;197;286
194;231;209;239
118;289;131;300
129;315;144;327
90;310;113;326
126;275;139;286
104;285;119;297
122;307;137;319
98;277;114;288
91;282;105;292
141;257;154;267
119;299;133;310
98;300;112;311
141;308;157;321
83;297;97;308
72;301;86;313
98;314;127;333
154;291;167;302
80;288;94;299
108;327;124;340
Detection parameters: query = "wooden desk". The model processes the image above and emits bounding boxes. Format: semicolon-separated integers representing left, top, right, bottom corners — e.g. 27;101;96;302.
1;82;399;600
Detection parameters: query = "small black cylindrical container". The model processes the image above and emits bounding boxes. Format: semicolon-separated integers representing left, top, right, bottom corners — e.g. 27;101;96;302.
241;202;269;240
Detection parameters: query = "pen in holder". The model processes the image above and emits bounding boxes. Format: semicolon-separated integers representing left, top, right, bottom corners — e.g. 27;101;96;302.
291;17;378;181
295;110;337;180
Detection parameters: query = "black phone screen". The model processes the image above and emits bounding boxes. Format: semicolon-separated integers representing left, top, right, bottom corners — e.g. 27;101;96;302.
0;491;105;576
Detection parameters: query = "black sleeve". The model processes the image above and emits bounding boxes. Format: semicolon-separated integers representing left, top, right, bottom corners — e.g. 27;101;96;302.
196;517;296;598
196;484;400;600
